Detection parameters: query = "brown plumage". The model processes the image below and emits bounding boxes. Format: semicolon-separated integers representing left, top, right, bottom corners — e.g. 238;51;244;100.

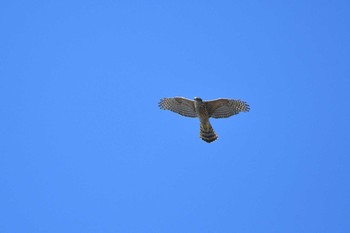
159;96;250;143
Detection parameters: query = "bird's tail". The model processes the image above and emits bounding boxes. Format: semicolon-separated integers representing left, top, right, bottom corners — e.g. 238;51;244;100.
200;121;218;143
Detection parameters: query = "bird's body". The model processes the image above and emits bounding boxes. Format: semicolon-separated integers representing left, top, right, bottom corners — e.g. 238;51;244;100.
159;96;250;143
193;97;217;143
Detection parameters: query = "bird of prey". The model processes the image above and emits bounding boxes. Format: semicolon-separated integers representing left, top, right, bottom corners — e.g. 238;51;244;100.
158;96;250;143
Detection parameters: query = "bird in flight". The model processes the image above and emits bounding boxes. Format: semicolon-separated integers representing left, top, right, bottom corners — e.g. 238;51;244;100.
158;96;250;143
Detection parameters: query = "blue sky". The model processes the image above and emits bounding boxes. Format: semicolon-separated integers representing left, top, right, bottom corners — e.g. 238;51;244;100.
1;1;350;232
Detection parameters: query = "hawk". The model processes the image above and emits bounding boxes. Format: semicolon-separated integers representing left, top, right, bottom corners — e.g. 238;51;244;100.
158;96;250;143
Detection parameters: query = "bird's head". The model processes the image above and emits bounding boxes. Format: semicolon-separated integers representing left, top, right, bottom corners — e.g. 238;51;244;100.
194;97;203;102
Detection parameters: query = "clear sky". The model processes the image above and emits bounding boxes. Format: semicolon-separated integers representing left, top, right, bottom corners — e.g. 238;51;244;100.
1;1;350;232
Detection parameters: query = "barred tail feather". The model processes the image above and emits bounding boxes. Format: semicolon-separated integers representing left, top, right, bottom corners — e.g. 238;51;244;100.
200;122;218;143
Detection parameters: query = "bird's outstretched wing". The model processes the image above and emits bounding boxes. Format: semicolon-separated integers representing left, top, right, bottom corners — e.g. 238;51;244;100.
158;97;197;118
206;98;250;118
